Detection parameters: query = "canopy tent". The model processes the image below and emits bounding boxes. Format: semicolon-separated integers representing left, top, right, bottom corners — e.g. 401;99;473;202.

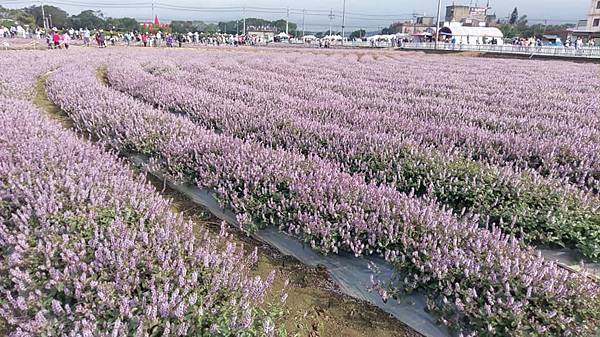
322;35;343;41
411;32;433;42
439;26;504;45
367;34;396;41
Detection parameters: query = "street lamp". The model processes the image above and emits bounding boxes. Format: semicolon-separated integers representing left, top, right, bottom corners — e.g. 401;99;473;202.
342;0;346;45
40;1;47;31
435;0;442;49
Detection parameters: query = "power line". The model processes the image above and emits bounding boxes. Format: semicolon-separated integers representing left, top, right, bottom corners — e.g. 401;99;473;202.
0;0;581;27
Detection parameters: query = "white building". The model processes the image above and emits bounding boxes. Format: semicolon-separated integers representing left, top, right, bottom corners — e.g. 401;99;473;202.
587;0;600;33
571;0;600;38
438;24;504;45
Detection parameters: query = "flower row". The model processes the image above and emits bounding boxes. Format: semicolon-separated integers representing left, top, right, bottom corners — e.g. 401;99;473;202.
107;58;600;261
46;59;600;336
0;95;275;336
161;52;600;191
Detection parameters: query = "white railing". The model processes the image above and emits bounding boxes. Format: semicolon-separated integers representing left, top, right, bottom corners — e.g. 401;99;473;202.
401;42;600;59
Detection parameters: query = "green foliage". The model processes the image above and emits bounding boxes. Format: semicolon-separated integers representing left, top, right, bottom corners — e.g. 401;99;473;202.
69;10;105;30
509;7;519;25
516;15;529;29
106;17;138;31
216;17;297;35
272;19;297;35
205;23;219;34
171;20;209;33
26;5;68;28
349;29;366;39
394;154;600;261
499;9;575;39
0;5;35;27
498;23;516;39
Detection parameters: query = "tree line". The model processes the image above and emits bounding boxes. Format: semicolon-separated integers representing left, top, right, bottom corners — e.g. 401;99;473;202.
0;5;139;31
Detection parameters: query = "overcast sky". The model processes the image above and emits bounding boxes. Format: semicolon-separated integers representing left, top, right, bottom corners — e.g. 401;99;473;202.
4;0;591;30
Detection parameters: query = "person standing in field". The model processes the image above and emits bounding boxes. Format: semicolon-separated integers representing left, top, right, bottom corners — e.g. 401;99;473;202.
98;30;106;48
155;31;162;47
52;31;60;49
83;28;91;47
62;31;71;49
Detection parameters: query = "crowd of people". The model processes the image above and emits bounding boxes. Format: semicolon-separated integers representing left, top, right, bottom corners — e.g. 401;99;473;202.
2;23;599;51
1;25;275;49
510;36;595;48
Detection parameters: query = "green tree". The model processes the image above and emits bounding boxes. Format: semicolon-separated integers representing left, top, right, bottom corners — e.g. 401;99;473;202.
509;7;518;25
272;19;297;35
14;10;35;27
349;29;366;39
516;15;528;28
172;20;208;33
69;10;105;30
0;6;35;27
205;23;219;34
106;17;139;31
498;23;516;38
26;5;68;28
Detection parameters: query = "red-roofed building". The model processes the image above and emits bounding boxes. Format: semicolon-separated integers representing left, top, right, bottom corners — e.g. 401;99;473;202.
143;15;171;31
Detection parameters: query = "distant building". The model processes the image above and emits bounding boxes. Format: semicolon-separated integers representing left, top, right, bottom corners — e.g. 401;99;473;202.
445;4;494;27
247;27;276;42
445;5;486;22
586;0;600;33
570;0;600;38
388;16;435;35
143;16;171;31
417;16;434;26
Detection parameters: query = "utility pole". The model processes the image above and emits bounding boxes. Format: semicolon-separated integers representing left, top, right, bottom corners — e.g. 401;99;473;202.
341;0;346;45
243;7;246;35
328;9;334;36
435;0;442;49
48;13;52;29
151;0;155;22
302;9;305;38
286;7;289;35
40;1;47;31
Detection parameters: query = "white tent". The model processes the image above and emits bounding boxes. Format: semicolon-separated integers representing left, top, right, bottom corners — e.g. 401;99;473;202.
367;34;396;42
439;25;504;45
303;35;317;41
322;35;343;41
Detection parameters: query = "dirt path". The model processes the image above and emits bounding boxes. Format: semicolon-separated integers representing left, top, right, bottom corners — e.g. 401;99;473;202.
32;74;422;337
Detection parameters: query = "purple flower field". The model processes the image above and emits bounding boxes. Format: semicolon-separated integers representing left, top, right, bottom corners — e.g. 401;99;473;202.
1;47;599;336
107;54;600;261
0;51;276;336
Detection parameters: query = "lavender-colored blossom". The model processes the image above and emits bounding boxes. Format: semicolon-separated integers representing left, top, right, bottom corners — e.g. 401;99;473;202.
41;53;600;337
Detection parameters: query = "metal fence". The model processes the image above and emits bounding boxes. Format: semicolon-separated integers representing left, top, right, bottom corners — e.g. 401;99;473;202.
401;42;600;59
